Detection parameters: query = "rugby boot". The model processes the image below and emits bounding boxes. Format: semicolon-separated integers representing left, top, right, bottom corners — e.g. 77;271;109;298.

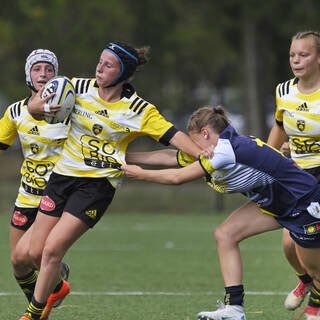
40;280;70;319
53;262;70;308
285;280;312;310
197;301;246;320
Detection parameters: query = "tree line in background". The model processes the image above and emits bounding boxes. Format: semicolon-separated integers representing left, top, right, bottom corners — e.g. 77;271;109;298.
0;0;320;140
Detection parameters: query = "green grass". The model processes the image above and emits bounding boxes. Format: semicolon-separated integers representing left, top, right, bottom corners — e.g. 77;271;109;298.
0;212;302;319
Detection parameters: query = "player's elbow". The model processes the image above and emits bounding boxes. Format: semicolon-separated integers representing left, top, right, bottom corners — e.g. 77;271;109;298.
167;172;185;185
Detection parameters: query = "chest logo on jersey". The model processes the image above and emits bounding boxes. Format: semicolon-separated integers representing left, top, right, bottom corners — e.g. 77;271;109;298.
307;202;320;219
30;143;40;154
296;102;309;112
297;120;305;132
93;124;103;135
95;109;109;118
28;126;40;135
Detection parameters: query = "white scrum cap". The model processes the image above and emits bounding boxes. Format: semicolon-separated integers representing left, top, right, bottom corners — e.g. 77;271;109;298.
25;49;58;90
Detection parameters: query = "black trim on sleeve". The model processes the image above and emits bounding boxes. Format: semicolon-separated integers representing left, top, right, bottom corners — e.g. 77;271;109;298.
276;120;283;127
0;142;10;150
159;126;178;146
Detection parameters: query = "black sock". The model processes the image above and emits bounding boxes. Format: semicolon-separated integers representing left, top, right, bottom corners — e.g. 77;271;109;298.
224;285;244;306
297;272;313;284
15;269;38;302
308;283;320;308
24;296;46;320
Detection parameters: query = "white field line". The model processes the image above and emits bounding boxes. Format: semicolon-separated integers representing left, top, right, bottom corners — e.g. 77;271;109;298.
0;291;288;297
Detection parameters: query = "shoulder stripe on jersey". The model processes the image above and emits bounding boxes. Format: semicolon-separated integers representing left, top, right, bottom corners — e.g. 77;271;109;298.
75;79;91;94
130;97;149;115
278;80;290;97
10;102;22;119
137;102;148;115
133;99;144;112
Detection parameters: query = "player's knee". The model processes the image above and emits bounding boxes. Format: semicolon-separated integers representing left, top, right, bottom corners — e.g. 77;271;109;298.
12;247;30;271
28;246;42;269
41;244;64;266
214;224;233;245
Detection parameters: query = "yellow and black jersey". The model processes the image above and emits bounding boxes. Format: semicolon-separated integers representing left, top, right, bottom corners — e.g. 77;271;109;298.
54;78;177;187
0;98;70;208
275;77;320;169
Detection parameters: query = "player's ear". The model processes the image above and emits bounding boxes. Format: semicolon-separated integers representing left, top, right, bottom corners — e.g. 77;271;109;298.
201;128;209;140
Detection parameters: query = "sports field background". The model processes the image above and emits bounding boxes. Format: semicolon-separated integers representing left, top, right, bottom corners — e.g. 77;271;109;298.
0;152;303;319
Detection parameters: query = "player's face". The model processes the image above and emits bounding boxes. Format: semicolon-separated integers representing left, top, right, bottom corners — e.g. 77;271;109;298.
289;38;320;80
96;50;122;87
30;62;55;91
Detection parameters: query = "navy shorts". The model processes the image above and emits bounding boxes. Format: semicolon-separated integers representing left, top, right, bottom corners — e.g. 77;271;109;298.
10;206;38;231
276;185;320;248
39;172;115;228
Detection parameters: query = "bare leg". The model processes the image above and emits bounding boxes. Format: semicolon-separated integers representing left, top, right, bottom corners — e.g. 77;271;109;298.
31;211;89;303
214;201;281;286
282;228;306;274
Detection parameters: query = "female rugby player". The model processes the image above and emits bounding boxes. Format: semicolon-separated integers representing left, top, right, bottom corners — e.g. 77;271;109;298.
0;49;70;309
268;30;320;319
123;105;320;320
18;42;209;320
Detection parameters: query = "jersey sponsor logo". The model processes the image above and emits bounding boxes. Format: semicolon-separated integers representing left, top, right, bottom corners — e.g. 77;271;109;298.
12;211;28;226
307;202;320;219
297;120;305;132
296;102;309;112
85;209;97;219
95;109;109;118
304;222;320;235
30;143;40;154
291;138;320;154
28;125;40;135
40;196;56;211
74;107;93;119
93;124;103;135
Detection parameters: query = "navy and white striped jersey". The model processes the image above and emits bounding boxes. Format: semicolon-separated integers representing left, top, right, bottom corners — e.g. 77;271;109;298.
199;126;318;218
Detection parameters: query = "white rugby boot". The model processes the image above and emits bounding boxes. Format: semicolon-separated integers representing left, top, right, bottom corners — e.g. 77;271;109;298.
197;301;246;320
285;280;312;310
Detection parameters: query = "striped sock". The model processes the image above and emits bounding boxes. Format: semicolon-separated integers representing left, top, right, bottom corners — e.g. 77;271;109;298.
24;296;46;320
15;269;38;302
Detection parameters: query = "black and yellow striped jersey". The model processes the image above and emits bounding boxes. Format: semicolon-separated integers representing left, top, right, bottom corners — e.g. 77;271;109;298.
54;78;177;188
0;98;70;208
274;78;320;169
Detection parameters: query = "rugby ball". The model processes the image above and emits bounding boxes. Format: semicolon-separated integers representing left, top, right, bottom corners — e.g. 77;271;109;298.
41;76;75;124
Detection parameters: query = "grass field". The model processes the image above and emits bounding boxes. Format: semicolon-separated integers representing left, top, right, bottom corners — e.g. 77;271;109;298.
0;211;303;320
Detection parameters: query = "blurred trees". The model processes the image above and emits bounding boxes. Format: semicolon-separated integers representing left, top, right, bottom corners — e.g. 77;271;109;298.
0;0;320;139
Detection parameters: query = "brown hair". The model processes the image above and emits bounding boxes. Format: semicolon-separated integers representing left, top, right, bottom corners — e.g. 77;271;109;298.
187;105;230;134
135;46;150;66
292;31;320;53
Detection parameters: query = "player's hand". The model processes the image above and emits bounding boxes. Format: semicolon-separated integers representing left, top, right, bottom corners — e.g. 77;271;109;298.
28;87;61;118
280;142;291;158
201;145;215;159
121;164;144;180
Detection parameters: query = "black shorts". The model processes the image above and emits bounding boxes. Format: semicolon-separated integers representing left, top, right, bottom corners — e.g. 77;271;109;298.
39;172;115;228
10;206;38;231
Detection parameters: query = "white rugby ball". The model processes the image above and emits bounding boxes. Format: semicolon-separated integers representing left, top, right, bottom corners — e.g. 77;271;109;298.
41;76;75;124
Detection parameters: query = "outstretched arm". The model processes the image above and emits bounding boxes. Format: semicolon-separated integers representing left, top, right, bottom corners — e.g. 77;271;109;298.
126;149;178;166
122;161;204;185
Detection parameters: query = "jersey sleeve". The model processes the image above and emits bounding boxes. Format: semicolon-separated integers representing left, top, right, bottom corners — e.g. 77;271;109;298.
199;139;236;175
0;108;17;150
140;105;177;145
274;83;284;124
176;150;197;167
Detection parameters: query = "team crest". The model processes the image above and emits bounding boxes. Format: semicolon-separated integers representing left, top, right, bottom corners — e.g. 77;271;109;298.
297;120;305;132
93;124;103;135
30;143;39;154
